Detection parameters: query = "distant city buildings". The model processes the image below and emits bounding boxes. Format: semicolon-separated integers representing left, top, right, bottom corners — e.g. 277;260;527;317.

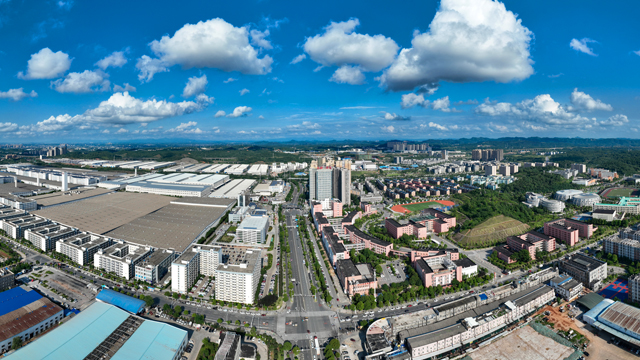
472;149;503;161
589;168;618;181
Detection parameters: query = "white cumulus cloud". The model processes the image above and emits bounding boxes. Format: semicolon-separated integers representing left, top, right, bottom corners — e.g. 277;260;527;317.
51;70;110;93
239;88;250;96
0;88;38;101
214;110;226;118
29;92;213;132
227;106;252;118
475;94;590;126
428;122;449;131
166;121;203;134
95;51;128;70
400;94;457;112
138;18;273;82
182;75;208;98
329;65;366;85
380;125;395;133
250;29;272;50
570;88;612;111
600;114;629;126
290;54;306;64
381;112;410;121
18;48;72;79
379;0;534;91
0;122;19;132
570;38;598;56
304;19;398;72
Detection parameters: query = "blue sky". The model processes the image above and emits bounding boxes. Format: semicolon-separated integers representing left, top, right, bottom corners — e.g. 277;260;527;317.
0;0;638;143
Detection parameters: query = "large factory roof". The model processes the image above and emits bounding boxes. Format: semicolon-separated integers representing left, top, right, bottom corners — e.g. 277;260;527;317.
7;302;186;360
33;192;173;234
30;187;114;207
209;179;256;199
105;201;231;252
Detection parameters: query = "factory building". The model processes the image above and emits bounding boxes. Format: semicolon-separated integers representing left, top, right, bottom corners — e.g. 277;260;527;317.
6;302;187;360
126;181;211;197
0;286;64;355
24;223;77;251
94;242;152;280
0;195;37;211
55;233;113;266
215;249;262;304
583;299;640;347
559;253;607;290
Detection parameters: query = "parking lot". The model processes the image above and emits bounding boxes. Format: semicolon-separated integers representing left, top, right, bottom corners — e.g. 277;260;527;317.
377;260;406;286
192;276;214;299
24;266;96;310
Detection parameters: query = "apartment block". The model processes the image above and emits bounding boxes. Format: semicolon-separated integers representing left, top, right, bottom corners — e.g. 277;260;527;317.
24;224;77;251
603;232;640;262
2;215;50;239
55;233;113;266
171;250;200;294
385;218;427;239
549;274;583;300
215;249;262;304
135;249;175;284
94;242;152;280
344;225;393;256
322;226;349;266
544;218;597;246
505;231;556;260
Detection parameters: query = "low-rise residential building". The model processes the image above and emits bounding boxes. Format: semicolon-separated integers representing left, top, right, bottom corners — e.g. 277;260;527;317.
313;212;330;233
543;218;597;247
558;253;607;290
322;226;349;266
55;233;113;266
505;231;556;260
236;215;269;244
135;249;175;284
94;242;152;280
215;249;262;304
335;259;377;297
344;225;393;256
493;245;516;264
385;218;427;239
24;223;77;251
340;210;362;230
549;274;583;300
412;249;472;288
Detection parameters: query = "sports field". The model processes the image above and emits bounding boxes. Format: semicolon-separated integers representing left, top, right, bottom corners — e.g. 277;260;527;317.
453;215;529;247
391;200;455;214
601;187;640;199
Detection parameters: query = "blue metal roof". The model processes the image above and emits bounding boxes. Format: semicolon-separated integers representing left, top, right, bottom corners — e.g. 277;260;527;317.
6;302;187;360
0;286;42;317
111;321;187;360
95;289;145;314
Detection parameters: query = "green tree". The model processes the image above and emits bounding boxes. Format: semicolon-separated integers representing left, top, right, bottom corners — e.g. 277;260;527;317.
217;318;223;324
292;346;300;355
283;341;293;352
11;336;22;350
513;249;532;263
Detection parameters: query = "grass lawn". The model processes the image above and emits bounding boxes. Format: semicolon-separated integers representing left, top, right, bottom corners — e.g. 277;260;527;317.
604;188;639;198
402;201;442;212
453;215;529;247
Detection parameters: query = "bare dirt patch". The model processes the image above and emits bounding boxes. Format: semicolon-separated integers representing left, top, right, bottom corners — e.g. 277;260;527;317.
471;325;573;360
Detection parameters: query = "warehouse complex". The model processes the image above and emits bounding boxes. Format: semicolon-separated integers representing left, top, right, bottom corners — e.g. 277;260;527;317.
6;302;188;360
0;286;64;354
583;299;640;347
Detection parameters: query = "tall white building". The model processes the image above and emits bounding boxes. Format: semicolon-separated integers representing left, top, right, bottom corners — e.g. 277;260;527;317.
24;224;77;251
171;250;200;294
215;249;262;304
309;168;333;201
94;242;152;280
236;215;269;244
171;244;223;293
55;233;113;266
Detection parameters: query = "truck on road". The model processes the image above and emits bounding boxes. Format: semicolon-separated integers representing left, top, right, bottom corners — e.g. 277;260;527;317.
315;336;320;356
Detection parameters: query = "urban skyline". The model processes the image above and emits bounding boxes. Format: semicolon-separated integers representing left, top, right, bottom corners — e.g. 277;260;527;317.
0;0;638;142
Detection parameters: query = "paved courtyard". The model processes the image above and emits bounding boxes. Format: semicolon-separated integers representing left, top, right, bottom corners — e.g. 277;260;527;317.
470;326;574;360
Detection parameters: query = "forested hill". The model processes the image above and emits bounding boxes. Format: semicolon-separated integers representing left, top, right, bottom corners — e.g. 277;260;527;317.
551;148;640;176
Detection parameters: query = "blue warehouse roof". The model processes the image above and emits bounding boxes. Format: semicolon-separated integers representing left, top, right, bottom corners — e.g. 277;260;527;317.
0;286;43;317
7;302;187;360
95;288;145;314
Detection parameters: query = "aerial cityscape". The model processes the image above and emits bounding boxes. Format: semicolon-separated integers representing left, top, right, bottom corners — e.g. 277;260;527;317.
0;0;639;360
